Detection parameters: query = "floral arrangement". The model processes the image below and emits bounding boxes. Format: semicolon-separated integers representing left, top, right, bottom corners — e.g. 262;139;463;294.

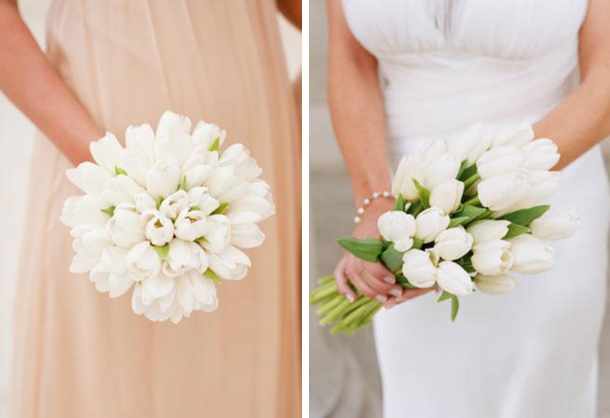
310;124;579;333
61;111;274;323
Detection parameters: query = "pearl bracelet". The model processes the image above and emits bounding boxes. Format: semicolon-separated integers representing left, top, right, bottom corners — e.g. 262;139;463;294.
354;191;392;224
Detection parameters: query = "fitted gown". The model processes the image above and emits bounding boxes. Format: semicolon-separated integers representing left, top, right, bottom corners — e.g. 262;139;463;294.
11;1;301;417
342;0;610;417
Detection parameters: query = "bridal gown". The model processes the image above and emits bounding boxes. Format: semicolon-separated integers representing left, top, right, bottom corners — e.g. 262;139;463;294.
11;1;300;417
343;0;610;417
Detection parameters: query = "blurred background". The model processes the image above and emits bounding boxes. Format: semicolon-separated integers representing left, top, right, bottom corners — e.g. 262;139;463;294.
0;1;301;416
309;0;610;417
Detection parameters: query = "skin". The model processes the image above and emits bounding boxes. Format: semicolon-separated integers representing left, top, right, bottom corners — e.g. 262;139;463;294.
327;0;610;307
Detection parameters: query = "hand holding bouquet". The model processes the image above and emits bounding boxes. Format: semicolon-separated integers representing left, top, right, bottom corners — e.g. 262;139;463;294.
310;124;579;334
61;111;274;323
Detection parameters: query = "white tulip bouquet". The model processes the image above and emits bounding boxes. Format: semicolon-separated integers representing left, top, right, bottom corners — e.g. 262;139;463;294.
61;111;274;323
310;124;579;334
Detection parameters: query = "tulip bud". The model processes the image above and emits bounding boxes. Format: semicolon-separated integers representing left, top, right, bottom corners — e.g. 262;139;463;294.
90;132;124;175
477;170;531;211
475;274;518;295
174;208;211;242
159;190;190;219
434;227;473;261
377;211;416;252
418;140;461;189
508;234;554;274
125;241;161;281
163;239;209;278
476;146;524;179
529;206;579;241
392;156;424;201
491;124;534;148
521;138;560;171
143;210;175;246
108;208;146;248
429;179;464;214
146;158;181;199
102;175;143;206
415;207;450;243
506;170;559;212
436;261;474;296
199;215;232;253
448;123;493;164
471;240;513;275
66;162;111;194
188;187;221;215
467;220;510;243
402;249;437;288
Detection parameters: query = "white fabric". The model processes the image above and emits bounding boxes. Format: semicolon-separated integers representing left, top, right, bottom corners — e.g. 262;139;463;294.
342;1;610;417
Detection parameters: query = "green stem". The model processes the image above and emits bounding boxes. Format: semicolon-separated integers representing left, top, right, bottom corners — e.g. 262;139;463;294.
316;293;346;316
317;275;335;286
309;282;338;305
464;196;481;206
463;172;480;189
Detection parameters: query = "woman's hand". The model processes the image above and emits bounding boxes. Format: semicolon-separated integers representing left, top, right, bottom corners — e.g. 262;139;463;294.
333;198;434;309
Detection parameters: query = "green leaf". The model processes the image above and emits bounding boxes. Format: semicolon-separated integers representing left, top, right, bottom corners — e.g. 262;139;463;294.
458;164;478;182
406;200;423;216
412;237;424;249
204;269;222;283
153;244;169;260
456;159;470;179
448;216;470;228
211;202;229;215
393;194;405;212
412;179;430;208
437;291;454;303
100;206;115;216
499;205;550;227
156;195;164;209
179;176;188;191
396;274;416;288
380;245;404;273
209;137;221;152
503;223;530;240
451;296;460;322
114;166;128;176
452;205;488;225
337;237;384;263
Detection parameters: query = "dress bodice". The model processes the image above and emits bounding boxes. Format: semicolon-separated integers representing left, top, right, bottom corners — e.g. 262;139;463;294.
342;0;588;142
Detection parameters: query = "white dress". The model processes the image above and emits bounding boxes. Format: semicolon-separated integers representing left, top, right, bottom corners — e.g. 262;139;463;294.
342;1;610;417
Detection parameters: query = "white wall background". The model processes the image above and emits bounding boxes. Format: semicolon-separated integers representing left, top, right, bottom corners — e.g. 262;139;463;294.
0;2;300;416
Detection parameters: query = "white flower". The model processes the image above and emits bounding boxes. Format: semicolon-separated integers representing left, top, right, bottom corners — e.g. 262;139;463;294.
192;120;226;150
107;208;146;248
508;234;555;274
200;215;232;253
89;133;123;175
187;187;221;215
434;227;473;261
208;245;251;280
475;274;518;295
521;138;560;171
477;170;531;211
529;207;579;241
61;195;109;227
92;246;133;297
491;124;534;148
226;181;275;222
476;146;524;179
402;249;437;288
121;124;156;186
159;190;190;219
134;192;157;213
102;175;143;206
415;207;450;243
467;220;511;243
156;111;192;139
471;240;513;276
418;139;461;189
146;158;181;199
182;150;217;189
505;170;559;212
163;239;209;278
125;241;161;281
436;261;474;296
230;223;265;249
174;208;211;242
377;211;416;252
66;162;111;194
392;156;423;201
429;179;464;214
205;166;249;202
448;123;493;164
69;226;112;273
219;144;263;181
143;210;174;246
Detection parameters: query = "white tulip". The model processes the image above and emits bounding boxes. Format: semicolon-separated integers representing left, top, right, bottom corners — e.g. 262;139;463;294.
146;158;181;199
191;119;226;150
429;179;464;214
220;144;263;181
475;274;518;295
69;227;112;273
508;234;555;274
529;206;579;241
120;124;156;186
392;156;424;201
402;249;437;288
448;123;493;164
471;240;513;276
491;124;534;148
156;111;192;139
505;170;559;212
208;244;251;280
163;239;209;278
188;187;221;215
143;210;175;246
467;220;511;243
377;211;416;252
206;166;249;202
141;273;175;303
61;195;109;227
477;170;531;211
230;222;265;249
174;208;211;242
182;149;218;189
418;140;461;189
200;214;232;253
90;132;123;175
434;227;473;261
436;261;474;296
102;175;143;206
97;246;133;298
415;207;450;243
125;241;161;281
189;272;219;311
66;162;111;194
226;181;275;222
134;192;157;213
107;208;146;248
159;190;190;219
521;138;560;171
476;146;524;179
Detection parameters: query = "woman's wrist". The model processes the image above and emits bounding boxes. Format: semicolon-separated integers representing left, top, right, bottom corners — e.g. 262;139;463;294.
353;189;393;224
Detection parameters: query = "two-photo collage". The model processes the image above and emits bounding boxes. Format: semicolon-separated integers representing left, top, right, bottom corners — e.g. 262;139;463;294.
1;0;610;417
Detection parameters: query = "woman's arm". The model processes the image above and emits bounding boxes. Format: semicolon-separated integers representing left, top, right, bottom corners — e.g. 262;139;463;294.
0;0;102;165
277;0;301;30
327;0;432;306
533;0;610;169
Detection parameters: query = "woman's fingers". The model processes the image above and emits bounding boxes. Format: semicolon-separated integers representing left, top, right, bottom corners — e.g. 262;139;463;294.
349;273;386;302
333;257;357;302
397;287;436;304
